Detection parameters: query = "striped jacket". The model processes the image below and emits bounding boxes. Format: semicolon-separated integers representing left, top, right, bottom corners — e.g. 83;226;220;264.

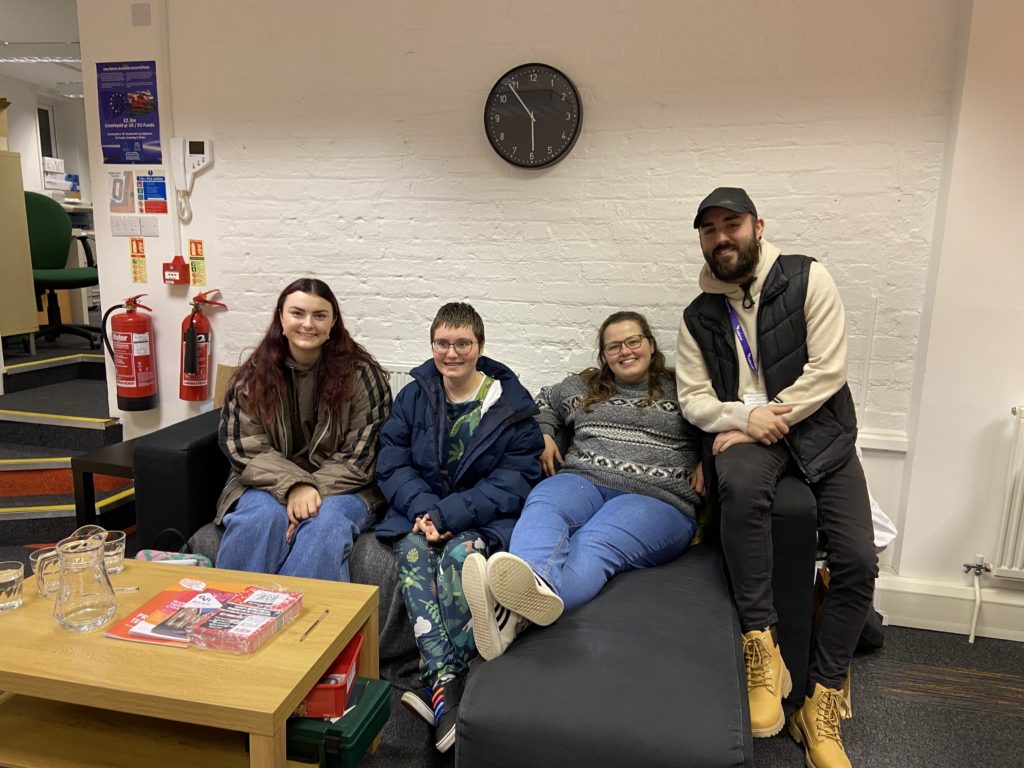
215;360;392;524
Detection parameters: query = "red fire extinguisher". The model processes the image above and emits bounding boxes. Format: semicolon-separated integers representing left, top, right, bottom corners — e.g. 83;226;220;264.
101;295;158;411
180;289;227;401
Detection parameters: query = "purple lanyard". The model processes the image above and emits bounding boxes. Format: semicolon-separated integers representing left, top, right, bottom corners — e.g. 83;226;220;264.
725;299;758;377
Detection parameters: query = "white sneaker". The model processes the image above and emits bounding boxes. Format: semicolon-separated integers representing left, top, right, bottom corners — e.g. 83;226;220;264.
487;552;564;627
463;552;521;661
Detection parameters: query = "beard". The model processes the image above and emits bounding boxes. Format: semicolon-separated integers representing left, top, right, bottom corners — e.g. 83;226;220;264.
703;234;760;282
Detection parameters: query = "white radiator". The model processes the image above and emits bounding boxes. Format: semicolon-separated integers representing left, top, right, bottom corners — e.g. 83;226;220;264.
994;406;1024;579
383;364;416;396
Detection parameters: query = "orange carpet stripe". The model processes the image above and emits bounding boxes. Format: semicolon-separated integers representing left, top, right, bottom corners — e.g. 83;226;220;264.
0;469;131;497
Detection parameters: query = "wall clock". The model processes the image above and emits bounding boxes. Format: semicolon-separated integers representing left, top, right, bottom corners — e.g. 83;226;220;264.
484;63;582;169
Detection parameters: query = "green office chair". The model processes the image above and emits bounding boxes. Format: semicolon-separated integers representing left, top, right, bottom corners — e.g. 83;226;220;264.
25;191;101;348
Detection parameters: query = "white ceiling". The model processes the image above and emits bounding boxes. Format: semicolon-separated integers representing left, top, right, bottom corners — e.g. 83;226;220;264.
0;0;82;96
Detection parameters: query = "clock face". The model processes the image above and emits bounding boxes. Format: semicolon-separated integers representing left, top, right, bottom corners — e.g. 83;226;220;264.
485;63;582;169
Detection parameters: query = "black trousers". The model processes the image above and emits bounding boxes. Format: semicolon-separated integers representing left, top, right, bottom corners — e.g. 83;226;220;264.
715;442;877;691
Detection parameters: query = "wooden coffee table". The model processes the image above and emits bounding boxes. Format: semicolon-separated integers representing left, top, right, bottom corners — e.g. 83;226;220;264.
0;560;379;768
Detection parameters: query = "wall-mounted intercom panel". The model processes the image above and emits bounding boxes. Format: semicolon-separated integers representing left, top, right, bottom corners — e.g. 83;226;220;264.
170;137;213;193
170;137;213;222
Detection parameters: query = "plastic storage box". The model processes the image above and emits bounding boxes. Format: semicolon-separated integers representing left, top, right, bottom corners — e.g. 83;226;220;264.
286;677;391;768
301;632;364;718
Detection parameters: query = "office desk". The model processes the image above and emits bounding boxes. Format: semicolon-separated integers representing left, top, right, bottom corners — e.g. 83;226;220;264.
61;202;98;325
0;150;40;340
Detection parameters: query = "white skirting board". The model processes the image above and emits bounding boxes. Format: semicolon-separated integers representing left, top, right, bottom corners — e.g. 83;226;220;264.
876;573;1024;642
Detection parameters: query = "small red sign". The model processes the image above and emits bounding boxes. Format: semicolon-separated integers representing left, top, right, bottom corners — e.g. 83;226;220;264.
142;199;168;214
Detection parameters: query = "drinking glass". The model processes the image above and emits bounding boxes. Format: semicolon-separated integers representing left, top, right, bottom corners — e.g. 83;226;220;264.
0;561;25;612
103;530;127;575
29;548;60;596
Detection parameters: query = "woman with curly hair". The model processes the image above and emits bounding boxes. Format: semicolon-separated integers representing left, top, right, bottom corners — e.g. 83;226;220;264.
215;277;391;581
464;310;703;660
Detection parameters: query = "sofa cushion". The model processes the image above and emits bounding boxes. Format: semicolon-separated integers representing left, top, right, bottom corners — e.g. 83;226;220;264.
458;544;751;768
349;533;420;689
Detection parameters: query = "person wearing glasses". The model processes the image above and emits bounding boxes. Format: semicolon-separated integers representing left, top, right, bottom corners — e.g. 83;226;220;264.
374;302;543;754
463;310;703;663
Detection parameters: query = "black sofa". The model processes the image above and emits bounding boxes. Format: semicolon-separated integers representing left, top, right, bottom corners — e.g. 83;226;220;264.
133;410;817;767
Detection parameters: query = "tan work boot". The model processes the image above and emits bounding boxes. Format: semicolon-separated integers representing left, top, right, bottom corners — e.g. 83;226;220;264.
787;682;852;768
742;628;792;737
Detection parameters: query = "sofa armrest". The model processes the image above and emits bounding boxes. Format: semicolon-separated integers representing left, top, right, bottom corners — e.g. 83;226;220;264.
133;409;227;549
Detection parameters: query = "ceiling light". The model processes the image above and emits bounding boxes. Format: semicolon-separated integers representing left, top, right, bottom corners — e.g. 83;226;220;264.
0;40;81;64
56;81;84;98
0;56;81;63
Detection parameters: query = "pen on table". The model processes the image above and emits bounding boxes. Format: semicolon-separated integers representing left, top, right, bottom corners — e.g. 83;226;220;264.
299;609;329;642
114;586;139;592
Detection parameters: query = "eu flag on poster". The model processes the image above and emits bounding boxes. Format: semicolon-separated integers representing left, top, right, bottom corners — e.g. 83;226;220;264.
97;61;162;164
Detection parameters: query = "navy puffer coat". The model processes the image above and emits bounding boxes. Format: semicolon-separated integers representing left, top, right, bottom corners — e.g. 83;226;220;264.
374;356;544;551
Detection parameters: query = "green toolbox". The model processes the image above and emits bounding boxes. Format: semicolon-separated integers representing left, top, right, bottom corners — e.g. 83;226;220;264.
283;677;391;767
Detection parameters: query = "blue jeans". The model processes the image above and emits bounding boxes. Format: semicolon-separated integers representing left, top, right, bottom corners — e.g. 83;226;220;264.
510;473;696;612
217;489;373;581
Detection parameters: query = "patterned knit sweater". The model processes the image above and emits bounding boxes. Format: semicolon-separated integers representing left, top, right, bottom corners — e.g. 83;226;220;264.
535;373;702;517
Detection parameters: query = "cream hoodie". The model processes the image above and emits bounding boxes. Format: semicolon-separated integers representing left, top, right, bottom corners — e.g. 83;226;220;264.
675;239;849;435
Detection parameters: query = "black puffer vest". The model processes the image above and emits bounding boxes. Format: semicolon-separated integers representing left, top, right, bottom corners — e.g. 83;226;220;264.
683;254;857;482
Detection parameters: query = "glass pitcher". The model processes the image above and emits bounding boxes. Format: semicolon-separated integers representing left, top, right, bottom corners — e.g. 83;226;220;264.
48;526;118;631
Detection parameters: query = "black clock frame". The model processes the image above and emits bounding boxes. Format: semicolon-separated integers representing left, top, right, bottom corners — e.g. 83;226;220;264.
484;63;582;169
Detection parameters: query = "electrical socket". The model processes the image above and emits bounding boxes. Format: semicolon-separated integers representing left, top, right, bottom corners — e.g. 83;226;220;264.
110;215;141;237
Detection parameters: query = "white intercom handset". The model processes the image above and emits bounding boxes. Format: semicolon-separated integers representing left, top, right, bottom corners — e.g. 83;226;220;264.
170;137;213;223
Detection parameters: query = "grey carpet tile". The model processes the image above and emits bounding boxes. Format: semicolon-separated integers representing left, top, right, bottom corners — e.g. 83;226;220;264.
0;420;121;452
0;494;79;508
876;624;1024;677
859;657;1024;718
0;378;112;419
1;335;98;363
0;441;83;459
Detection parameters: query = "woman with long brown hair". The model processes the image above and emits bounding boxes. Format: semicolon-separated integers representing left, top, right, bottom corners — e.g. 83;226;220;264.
464;310;703;659
214;278;391;580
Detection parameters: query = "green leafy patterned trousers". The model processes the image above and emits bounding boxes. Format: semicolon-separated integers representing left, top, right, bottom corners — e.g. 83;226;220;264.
395;530;488;686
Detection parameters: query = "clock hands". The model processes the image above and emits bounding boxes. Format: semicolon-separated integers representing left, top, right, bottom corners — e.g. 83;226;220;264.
508;83;535;121
508;83;536;152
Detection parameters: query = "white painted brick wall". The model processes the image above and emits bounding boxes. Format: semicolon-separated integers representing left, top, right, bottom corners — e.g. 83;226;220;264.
150;0;962;436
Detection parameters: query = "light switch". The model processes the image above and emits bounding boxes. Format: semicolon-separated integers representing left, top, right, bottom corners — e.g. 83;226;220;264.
111;216;141;237
139;217;159;237
131;3;152;26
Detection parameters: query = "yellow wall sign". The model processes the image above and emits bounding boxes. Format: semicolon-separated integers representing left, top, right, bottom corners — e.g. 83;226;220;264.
131;258;148;283
129;237;147;283
189;239;206;285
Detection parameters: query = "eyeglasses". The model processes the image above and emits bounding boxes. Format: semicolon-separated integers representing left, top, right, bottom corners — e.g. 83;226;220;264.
603;334;647;356
431;339;477;354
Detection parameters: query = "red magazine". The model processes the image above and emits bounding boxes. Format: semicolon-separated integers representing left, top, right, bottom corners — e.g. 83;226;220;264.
105;576;247;647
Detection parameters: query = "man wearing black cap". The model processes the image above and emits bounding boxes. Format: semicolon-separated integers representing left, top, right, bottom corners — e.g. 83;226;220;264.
676;188;876;768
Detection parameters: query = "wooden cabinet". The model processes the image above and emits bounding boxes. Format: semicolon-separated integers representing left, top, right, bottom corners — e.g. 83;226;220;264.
0;150;39;338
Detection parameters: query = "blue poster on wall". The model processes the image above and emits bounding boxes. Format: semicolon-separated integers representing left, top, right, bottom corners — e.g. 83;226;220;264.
97;60;162;164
